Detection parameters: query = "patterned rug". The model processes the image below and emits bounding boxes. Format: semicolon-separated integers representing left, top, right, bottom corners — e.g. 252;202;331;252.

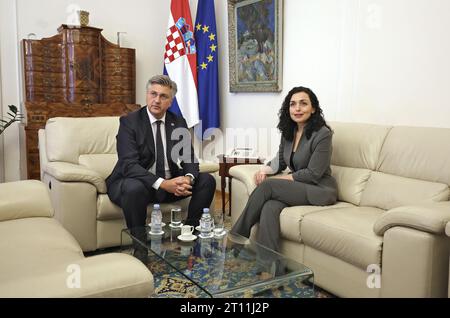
143;246;333;298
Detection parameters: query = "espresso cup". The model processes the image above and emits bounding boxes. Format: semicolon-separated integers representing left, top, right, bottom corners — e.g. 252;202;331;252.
181;225;194;237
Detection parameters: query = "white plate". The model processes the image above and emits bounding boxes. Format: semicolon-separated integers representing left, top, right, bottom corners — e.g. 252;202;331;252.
148;230;164;235
169;223;183;229
177;234;197;242
148;222;166;227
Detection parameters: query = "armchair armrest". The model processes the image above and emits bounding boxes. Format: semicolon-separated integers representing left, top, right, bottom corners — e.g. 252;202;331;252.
229;164;263;195
44;162;107;193
374;202;450;236
0;180;53;221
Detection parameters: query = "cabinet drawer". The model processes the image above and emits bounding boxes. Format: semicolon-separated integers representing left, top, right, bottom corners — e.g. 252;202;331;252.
25;72;66;87
23;41;64;58
25;90;66;103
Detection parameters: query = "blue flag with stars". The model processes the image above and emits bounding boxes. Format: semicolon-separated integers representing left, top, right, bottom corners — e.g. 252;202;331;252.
194;0;220;138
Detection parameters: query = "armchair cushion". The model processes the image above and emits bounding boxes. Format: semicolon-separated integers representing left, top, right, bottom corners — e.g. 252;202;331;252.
0;180;53;222
45;117;118;164
373;202;450;236
96;193;190;221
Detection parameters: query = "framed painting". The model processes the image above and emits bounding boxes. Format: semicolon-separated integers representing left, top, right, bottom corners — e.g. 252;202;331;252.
228;0;283;92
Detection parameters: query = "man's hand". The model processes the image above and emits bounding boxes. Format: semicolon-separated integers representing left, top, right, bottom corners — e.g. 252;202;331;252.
161;176;192;196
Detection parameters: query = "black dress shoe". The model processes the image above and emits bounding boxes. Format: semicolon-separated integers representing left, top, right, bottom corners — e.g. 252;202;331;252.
133;248;149;264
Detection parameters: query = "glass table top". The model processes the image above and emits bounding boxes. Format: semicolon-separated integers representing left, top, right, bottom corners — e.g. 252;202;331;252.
121;225;314;298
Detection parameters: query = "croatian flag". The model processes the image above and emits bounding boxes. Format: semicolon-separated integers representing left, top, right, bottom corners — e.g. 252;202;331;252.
163;0;199;128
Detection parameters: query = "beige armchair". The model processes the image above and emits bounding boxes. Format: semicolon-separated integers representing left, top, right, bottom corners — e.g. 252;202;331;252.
447;222;450;297
230;122;450;298
0;180;153;297
39;116;218;252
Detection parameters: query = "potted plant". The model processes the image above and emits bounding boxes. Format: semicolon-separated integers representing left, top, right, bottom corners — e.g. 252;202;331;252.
0;105;23;135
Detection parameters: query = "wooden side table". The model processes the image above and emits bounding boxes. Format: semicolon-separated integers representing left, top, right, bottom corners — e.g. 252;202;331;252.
217;154;263;216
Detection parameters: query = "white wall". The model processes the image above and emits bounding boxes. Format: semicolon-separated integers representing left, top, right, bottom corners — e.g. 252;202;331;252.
0;0;23;182
1;0;450;180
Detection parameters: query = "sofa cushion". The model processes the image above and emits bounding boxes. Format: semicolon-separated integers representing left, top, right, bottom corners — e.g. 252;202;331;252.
0;217;83;285
45;117;119;164
377;126;450;186
330;122;391;170
331;165;371;205
301;207;384;270
280;202;354;243
360;172;449;210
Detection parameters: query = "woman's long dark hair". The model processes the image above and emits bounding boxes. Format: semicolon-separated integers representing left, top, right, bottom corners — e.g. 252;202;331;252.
277;86;331;141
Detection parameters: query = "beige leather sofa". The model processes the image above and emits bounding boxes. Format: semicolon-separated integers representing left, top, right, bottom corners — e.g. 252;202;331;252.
0;180;153;297
39;116;218;252
230;122;450;298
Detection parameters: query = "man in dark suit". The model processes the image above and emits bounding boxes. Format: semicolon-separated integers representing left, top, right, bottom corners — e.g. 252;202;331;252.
106;75;216;235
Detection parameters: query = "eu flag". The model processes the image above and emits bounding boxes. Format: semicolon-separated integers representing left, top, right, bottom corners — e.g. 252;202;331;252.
194;0;220;138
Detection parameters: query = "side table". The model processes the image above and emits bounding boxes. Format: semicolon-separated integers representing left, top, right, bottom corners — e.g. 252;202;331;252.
217;154;263;216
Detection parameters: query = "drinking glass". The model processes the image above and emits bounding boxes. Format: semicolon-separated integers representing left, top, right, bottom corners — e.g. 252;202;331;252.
170;207;182;228
213;211;226;236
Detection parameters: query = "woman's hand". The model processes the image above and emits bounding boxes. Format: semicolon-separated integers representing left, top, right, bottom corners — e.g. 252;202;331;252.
254;170;268;186
254;166;275;186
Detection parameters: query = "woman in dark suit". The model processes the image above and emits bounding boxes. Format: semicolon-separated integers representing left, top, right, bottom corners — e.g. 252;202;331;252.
232;86;337;253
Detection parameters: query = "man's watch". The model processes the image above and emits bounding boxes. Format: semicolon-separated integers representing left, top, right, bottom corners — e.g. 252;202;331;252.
185;174;195;185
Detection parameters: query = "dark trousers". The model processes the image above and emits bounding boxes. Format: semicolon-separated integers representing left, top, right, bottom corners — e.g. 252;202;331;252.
231;178;309;253
107;173;216;230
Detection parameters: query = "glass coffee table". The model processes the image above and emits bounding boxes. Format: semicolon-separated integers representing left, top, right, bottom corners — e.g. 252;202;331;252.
121;226;314;298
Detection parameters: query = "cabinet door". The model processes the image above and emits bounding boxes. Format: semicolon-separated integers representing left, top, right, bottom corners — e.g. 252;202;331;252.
102;47;136;104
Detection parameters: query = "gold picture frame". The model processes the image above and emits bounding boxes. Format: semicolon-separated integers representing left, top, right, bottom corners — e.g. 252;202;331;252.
228;0;283;92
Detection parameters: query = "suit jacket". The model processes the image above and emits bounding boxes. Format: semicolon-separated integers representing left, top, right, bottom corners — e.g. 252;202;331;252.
267;125;338;206
105;107;199;192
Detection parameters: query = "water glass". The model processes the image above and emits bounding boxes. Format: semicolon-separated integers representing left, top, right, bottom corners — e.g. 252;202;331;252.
213;211;226;236
170;207;182;227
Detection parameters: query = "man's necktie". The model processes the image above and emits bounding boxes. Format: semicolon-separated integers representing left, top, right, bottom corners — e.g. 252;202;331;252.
155;120;165;178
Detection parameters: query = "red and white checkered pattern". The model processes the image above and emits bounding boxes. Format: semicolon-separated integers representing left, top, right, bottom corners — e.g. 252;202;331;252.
164;25;186;64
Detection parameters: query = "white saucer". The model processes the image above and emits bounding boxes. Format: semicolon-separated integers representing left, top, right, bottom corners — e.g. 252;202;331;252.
169;223;183;229
177;234;197;242
213;229;227;237
148;222;166;227
149;230;164;235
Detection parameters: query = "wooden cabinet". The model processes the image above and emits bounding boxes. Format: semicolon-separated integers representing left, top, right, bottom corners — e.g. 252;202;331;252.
22;25;139;179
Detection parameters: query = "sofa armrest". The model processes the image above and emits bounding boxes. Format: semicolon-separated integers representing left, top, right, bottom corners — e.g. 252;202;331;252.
374;202;450;236
229;164;263;195
0;180;53;221
44;162;107;193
